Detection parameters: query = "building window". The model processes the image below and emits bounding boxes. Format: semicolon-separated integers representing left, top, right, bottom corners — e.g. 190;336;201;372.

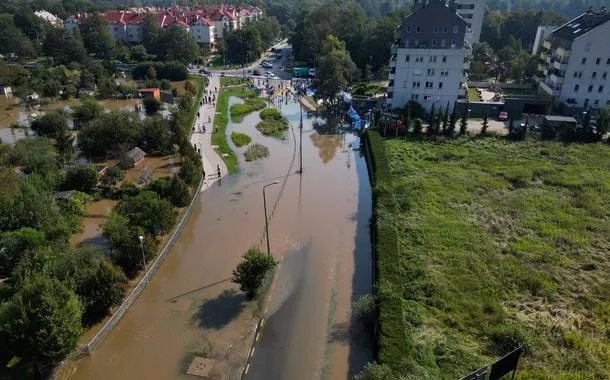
431;39;436;47
439;82;443;89
405;55;410;62
599;85;604;92
442;56;447;63
425;81;434;88
573;71;583;78
451;39;456;47
607;58;610;65
596;58;601;65
593;72;597;78
443;25;448;33
416;56;424;63
416;26;421;33
414;39;419;47
594;99;599;105
440;70;448;76
433;26;439;33
604;72;608;79
581;57;587;64
406;26;411;33
588;85;593;92
441;39;446;47
411;94;419;100
584;99;589;107
574;84;580;92
429;56;437;63
412;81;420;88
427;68;435;76
453;25;459;33
423;95;430;101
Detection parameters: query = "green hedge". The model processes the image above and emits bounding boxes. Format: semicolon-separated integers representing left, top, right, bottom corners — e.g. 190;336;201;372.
365;130;412;373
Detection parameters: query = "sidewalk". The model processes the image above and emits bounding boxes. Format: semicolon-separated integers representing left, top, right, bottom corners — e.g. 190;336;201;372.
190;75;228;191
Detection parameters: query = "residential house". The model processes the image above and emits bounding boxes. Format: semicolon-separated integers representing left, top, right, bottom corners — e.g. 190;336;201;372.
126;147;147;167
0;86;12;97
537;7;610;111
387;0;468;112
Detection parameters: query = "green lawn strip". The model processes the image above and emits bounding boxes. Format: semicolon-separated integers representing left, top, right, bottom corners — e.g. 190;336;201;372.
220;77;249;87
230;97;266;123
244;143;269;161
231;131;251;147
187;75;205;136
368;131;610;378
212;88;240;174
467;87;482;102
256;108;289;138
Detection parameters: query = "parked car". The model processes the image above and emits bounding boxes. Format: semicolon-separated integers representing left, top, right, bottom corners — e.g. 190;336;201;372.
262;62;273;69
253;69;262;76
199;68;210;75
528;124;541;132
498;111;508;121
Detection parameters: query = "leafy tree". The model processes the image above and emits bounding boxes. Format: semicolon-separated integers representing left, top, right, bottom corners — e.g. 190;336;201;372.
459;112;468;135
481;114;489;135
30;111;69;139
43;27;87;64
63;165;99;193
225;26;263;64
312;35;359;115
106;166;124;186
115;191;177;236
141;116;172;154
143;97;161;114
158;24;200;63
0;275;82;365
103;213;156;278
448;107;457;137
0;228;45;276
540;117;556;140
179;155;202;186
0;14;35;57
8;138;58;184
169;176;191;207
232;248;277;299
441;103;449;135
56;131;76;166
78;111;142;157
79;14;115;59
130;44;149;62
73;98;105;126
412;118;423;136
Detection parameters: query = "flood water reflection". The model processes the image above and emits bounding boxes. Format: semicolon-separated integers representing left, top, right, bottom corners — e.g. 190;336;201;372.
63;90;373;380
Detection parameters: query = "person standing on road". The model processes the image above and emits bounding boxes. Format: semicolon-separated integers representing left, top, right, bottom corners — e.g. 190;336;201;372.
217;164;221;178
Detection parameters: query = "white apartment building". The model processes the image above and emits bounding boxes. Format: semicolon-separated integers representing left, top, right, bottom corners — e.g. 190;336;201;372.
532;26;557;55
453;0;485;44
387;0;468;112
191;18;215;44
538;8;610;110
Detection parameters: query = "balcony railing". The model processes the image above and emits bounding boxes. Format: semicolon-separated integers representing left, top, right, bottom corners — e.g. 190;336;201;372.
539;80;561;96
556;46;571;57
543;40;551;50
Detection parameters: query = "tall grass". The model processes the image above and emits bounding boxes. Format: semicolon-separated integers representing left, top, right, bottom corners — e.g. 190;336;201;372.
230;131;251;147
368;132;610;378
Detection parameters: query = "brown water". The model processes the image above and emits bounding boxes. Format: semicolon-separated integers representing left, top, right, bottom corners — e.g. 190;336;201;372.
70;199;117;249
63;90;373;380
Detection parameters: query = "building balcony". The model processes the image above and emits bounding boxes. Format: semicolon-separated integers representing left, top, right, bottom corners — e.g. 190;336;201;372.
543;40;551;50
539;80;561;97
537;63;547;72
552;60;567;71
388;72;395;80
540;51;548;61
463;62;470;70
546;55;551;64
556;46;571;58
550;73;564;85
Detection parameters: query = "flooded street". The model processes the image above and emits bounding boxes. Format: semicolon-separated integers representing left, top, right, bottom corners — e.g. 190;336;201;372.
62;90;373;380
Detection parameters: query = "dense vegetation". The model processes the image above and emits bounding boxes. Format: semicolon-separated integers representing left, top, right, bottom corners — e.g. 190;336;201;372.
230;131;252;147
256;108;290;138
367;131;610;378
244;143;270;161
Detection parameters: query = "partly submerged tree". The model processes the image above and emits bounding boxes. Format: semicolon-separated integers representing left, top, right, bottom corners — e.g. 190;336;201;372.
232;248;277;299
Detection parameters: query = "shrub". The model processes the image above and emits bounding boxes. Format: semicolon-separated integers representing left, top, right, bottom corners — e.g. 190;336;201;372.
230;98;266;122
259;108;282;120
132;62;187;81
143;97;161;114
244;143;270;161
232;248;277;299
231;131;252;147
486;322;534;355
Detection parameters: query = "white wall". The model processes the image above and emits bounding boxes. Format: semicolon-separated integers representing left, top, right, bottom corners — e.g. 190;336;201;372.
454;0;485;44
390;47;466;111
561;21;610;109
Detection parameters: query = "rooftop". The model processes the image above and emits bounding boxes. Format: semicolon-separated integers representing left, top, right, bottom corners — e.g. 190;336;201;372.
552;7;610;41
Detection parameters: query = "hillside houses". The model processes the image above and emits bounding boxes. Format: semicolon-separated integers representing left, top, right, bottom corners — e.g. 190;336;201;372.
65;4;263;47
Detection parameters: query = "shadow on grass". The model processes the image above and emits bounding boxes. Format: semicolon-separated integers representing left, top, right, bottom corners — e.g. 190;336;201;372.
192;289;247;330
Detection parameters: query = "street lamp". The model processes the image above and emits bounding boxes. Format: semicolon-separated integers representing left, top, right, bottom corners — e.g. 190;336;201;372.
263;181;280;254
138;235;147;272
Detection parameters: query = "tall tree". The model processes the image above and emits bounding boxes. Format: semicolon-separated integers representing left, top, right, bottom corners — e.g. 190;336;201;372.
79;14;115;59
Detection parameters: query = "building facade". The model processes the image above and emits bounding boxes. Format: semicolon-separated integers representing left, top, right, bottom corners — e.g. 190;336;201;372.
538;8;610;110
387;0;468;112
532;26;557;55
453;0;485;45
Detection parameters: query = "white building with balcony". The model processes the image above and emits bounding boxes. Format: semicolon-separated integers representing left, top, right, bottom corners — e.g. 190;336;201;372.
453;0;485;44
387;0;468;112
538;8;610;110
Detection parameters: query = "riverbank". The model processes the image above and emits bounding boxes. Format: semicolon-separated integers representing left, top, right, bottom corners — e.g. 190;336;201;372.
366;130;610;378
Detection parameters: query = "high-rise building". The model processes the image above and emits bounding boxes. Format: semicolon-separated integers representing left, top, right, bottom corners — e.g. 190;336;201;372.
387;0;468;111
537;8;610;110
453;0;485;44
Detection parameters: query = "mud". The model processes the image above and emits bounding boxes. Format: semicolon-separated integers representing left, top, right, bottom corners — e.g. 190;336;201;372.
64;87;373;380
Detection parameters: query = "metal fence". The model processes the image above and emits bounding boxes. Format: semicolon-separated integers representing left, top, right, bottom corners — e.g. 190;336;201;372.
81;176;204;354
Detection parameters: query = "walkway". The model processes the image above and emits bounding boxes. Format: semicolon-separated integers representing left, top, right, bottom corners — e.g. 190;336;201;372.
190;75;228;191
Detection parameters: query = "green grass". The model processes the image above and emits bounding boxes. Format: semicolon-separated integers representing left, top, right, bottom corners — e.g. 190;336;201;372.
231;131;251;147
256;108;289;138
367;131;610;379
187;75;205;137
467;87;482;101
230;97;266;123
220;76;249;87
212;87;242;174
244;143;270;161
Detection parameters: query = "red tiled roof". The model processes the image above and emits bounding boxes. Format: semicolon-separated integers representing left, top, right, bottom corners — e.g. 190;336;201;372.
104;11;125;24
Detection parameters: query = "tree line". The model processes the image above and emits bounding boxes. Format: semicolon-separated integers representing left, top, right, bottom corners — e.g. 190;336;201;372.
0;77;203;372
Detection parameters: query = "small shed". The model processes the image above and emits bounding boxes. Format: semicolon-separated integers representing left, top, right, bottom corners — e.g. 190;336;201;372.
543;115;578;128
126;147;146;167
0;86;12;97
138;88;161;100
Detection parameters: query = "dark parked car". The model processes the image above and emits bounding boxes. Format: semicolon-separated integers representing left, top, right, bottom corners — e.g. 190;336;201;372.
199;68;210;75
253;70;262;76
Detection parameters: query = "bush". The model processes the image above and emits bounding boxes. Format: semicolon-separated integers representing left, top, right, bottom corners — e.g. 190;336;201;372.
259;108;282;120
30;110;69;138
63;165;99;193
132;62;188;81
256;117;289;138
486;322;534;355
244;143;270;161
115;191;177;236
231;131;252;147
143;97;161;114
232;248;277;299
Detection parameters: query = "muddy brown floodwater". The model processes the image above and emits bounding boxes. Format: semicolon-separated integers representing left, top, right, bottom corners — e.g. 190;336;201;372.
61;87;373;380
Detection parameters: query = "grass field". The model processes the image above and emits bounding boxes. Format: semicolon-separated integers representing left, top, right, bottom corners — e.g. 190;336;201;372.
230;97;266;123
231;131;251;147
369;132;610;379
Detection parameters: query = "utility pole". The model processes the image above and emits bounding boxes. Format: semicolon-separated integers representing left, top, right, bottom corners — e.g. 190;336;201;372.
298;99;303;174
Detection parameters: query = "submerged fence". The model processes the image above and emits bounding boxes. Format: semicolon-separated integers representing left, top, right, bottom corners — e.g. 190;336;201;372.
81;176;203;354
